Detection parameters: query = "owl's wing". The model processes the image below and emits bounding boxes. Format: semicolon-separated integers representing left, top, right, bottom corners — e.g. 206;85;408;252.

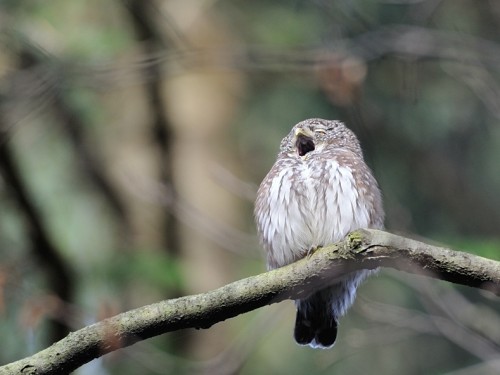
255;158;303;268
332;149;385;230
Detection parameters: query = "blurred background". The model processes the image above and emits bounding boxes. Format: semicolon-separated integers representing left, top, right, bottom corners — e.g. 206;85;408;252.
1;1;500;374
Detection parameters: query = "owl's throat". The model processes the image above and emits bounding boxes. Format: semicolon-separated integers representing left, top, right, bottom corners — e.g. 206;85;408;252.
296;135;315;156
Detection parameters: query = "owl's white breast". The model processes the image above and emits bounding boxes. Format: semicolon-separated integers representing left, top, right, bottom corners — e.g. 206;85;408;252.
260;155;371;269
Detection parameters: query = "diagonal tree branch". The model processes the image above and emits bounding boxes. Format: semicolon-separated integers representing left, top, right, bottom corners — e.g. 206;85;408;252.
1;229;499;375
0;122;74;343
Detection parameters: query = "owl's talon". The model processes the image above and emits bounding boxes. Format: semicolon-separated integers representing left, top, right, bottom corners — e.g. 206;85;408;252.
306;246;318;258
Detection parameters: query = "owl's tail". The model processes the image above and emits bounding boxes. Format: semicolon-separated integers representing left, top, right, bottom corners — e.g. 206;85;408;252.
293;289;338;349
294;309;337;349
293;271;370;349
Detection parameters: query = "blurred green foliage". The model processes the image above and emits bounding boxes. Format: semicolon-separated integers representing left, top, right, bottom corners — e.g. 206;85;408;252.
1;1;500;374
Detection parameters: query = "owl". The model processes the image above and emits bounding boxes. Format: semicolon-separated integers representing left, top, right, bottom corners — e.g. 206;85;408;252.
254;118;384;349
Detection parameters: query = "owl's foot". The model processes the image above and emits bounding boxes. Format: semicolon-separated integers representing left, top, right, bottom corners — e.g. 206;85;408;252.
306;246;320;259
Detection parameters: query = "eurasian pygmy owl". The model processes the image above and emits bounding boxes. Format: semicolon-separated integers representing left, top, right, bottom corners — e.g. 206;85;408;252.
255;118;384;349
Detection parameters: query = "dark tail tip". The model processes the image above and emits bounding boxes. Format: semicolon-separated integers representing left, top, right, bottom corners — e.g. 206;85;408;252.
294;310;338;349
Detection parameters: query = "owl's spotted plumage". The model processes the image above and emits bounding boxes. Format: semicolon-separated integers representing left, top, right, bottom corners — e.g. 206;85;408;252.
255;118;384;348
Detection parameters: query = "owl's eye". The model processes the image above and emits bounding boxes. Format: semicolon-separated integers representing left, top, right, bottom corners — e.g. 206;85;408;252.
296;134;315;156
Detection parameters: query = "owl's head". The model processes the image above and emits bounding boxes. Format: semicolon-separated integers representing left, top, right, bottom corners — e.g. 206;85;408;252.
280;118;363;158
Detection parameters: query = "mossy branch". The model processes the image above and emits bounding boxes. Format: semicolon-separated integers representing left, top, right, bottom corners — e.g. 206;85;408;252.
2;229;499;375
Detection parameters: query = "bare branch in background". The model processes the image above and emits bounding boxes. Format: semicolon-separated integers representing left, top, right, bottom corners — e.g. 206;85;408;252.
0;124;74;343
121;0;181;257
4;38;134;236
4;25;500;96
125;175;260;257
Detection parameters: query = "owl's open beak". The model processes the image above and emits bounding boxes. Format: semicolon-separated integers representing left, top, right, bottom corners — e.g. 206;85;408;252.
294;127;309;138
295;128;315;156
